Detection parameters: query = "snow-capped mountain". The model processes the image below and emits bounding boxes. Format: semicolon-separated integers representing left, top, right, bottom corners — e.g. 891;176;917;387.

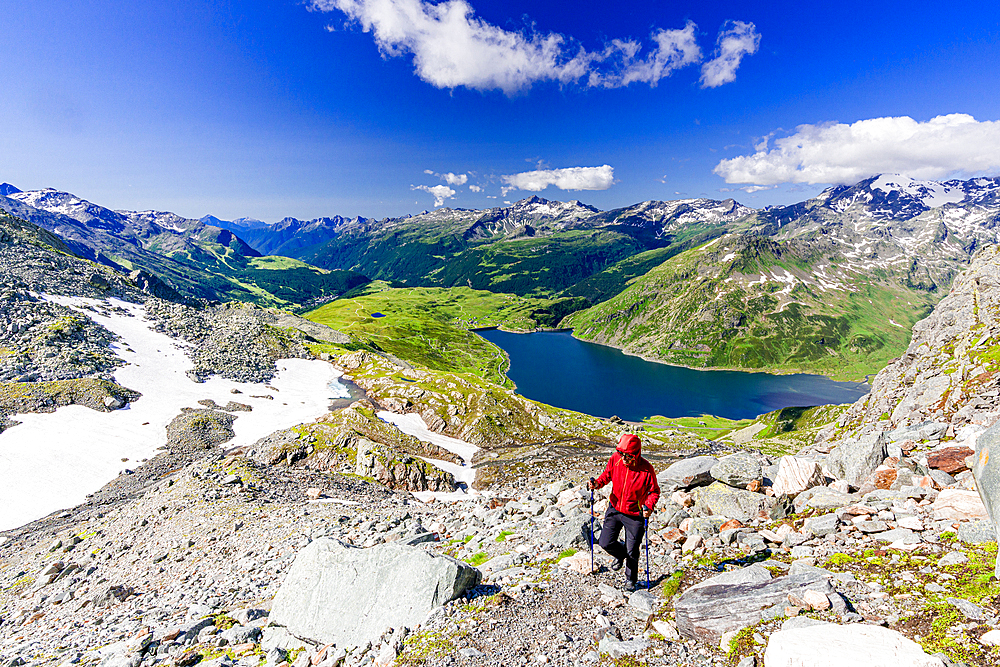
742;174;1000;291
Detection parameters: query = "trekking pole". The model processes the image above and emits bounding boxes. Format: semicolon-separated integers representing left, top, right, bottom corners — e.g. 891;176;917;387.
589;479;595;575
644;514;650;590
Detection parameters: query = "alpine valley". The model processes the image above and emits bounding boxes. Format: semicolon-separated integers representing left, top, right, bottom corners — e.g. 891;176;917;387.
3;174;1000;667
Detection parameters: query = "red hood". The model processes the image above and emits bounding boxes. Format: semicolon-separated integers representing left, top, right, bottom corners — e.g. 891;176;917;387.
617;433;641;456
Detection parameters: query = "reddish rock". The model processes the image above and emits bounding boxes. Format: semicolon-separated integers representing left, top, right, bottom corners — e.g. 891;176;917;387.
927;446;974;474
872;468;897;490
660;527;684;543
747;479;762;493
719;519;744;531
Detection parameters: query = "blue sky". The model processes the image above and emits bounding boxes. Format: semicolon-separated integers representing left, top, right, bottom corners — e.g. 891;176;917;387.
2;0;999;220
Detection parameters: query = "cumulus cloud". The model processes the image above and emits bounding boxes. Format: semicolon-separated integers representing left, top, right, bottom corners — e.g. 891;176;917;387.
442;172;467;185
502;165;614;193
311;0;757;94
700;21;760;89
741;185;775;193
412;184;456;206
468;184;482;192
714;114;1000;185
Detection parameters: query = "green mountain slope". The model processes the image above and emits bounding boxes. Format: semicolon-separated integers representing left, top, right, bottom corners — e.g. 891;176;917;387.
562;234;940;381
305;284;585;385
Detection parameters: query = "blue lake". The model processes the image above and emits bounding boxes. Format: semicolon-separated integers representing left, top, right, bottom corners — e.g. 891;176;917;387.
477;329;870;422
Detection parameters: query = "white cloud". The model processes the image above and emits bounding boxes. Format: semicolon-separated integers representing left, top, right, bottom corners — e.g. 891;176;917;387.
412;184;456;206
442;172;467;185
501;165;614;193
741;185;775;193
311;0;756;94
714;114;1000;185
590;24;701;88
700;21;760;89
468;184;482;192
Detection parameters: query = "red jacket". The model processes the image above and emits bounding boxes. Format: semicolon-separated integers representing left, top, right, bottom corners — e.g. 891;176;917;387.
593;434;660;517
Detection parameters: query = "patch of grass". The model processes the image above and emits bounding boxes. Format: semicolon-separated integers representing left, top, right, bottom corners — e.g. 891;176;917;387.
495;530;514;542
397;629;463;665
660;570;684;599
464;552;490;567
556;548;577;561
824;552;856;568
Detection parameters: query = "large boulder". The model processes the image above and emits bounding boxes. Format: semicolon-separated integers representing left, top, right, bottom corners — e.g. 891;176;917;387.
764;623;945;666
693;482;769;523
826;432;889;488
269;538;481;647
675;571;831;643
931;489;989;521
659;456;717;488
973;420;1000;577
710;453;762;489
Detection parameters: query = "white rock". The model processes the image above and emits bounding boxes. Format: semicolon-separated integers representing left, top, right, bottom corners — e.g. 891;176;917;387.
651;620;680;641
559;551;597;574
931;489;989;520
828;480;850;494
980;629;1000;647
671;490;694;508
764;623;945;667
896;516;923;531
681;534;703;553
772;457;825;497
801;589;830;611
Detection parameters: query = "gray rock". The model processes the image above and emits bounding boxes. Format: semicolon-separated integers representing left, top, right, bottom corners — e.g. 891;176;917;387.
221;625;261;644
269;537;481;647
687;565;771;594
736;657;756;667
675;572;831;643
780;617;830;631
790;546;814;559
946;597;985;621
856;520;889;534
826;432;889;487
710;453;762;490
957;520;996;544
794;488;853;512
973;414;1000;576
928;468;957;488
874;528;920;544
659;456;718;488
596;637;649;658
938;551;968;567
804;514;839;537
692;482;768;523
689;516;726;537
547;518;592;549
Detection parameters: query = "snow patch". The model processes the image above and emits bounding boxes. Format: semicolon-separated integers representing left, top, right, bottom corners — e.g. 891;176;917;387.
376;410;479;502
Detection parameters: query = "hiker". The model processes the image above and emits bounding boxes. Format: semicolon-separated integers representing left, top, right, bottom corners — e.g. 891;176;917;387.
587;432;660;591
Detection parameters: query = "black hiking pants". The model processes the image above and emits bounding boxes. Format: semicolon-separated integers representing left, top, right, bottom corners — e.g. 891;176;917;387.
598;506;645;583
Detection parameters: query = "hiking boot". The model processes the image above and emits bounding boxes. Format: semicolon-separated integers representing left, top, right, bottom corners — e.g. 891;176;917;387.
623;580;637;592
611;557;624;571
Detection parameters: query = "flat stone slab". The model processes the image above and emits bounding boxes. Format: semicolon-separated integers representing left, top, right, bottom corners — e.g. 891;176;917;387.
764;623;945;666
927;446;974;474
269;538;481;647
675;572;830;643
932;489;989;521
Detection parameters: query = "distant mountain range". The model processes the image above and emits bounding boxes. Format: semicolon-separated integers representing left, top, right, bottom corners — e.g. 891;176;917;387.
3;174;1000;377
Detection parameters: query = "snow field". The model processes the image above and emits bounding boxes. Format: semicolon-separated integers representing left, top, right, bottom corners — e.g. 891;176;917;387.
376;410;479;503
0;296;349;531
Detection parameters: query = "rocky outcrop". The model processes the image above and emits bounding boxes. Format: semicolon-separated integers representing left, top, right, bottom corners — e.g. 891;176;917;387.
165;408;236;450
354;438;455;492
269;537;481;647
0;378;140;433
